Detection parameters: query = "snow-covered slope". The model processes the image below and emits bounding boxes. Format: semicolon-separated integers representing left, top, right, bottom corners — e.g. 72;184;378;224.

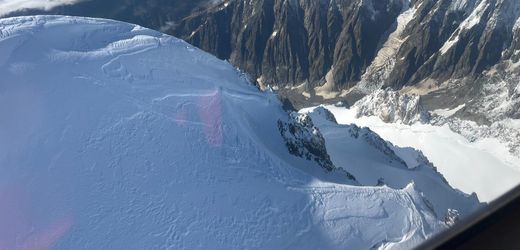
324;104;520;202
343;89;520;202
0;16;474;249
301;106;479;220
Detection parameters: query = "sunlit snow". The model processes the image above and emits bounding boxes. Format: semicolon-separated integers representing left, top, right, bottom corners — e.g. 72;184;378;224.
324;105;520;202
0;16;462;249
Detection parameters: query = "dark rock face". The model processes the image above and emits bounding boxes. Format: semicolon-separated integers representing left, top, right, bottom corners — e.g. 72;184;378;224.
276;111;359;182
173;0;520;99
3;0;211;32
277;112;336;172
385;0;520;88
11;0;519;121
172;0;404;89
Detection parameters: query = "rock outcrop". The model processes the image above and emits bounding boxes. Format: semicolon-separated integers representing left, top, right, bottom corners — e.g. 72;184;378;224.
172;0;405;89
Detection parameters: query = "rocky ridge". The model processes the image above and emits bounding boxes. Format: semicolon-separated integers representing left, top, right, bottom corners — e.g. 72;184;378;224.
173;0;405;89
173;0;520;121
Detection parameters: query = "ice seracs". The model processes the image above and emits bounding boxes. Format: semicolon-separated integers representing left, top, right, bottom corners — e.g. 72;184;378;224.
323;98;520;202
353;89;431;125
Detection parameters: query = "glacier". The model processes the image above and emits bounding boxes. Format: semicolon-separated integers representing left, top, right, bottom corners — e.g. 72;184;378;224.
322;100;520;202
0;16;479;249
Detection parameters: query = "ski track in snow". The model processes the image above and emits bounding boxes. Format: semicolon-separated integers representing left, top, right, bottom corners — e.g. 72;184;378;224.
0;15;463;249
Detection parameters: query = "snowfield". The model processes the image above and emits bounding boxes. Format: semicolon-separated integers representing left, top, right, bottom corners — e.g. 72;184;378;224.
301;107;479;218
0;16;478;249
322;105;520;202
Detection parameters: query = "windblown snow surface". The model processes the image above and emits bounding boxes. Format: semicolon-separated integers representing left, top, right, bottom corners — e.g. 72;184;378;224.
0;16;478;249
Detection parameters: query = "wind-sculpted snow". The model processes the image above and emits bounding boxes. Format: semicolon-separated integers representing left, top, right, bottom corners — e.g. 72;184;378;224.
0;16;459;249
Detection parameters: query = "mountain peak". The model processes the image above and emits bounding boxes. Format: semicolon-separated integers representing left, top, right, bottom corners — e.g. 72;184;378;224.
0;15;478;249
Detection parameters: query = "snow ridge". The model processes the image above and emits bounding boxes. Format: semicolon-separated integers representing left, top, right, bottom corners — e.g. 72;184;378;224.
301;106;480;219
